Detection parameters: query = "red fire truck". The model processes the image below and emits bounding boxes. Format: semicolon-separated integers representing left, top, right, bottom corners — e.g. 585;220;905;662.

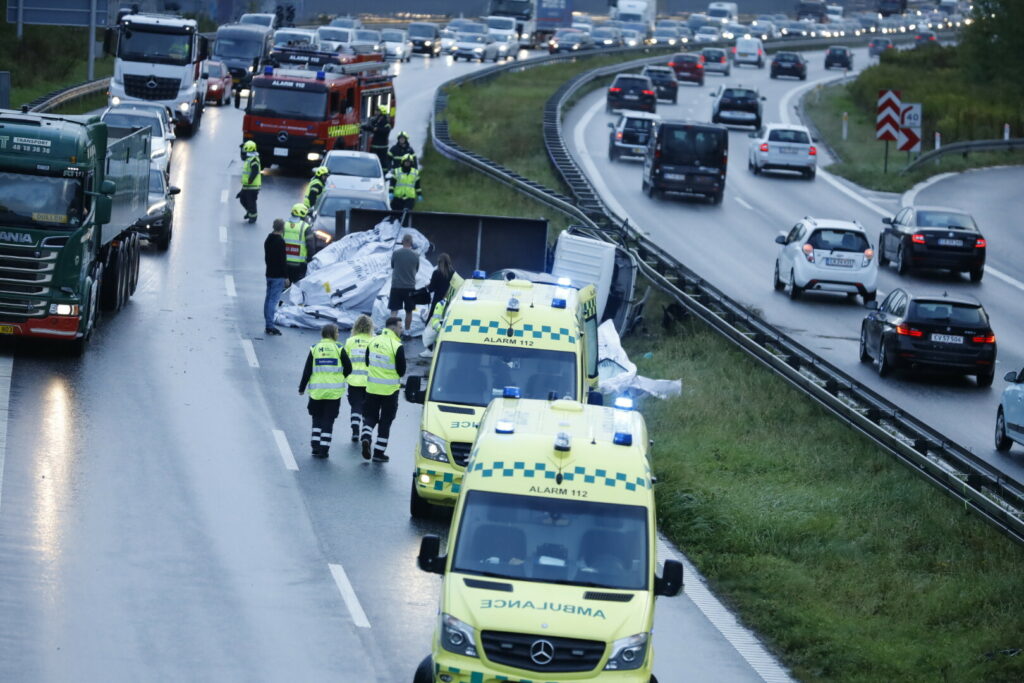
241;48;395;168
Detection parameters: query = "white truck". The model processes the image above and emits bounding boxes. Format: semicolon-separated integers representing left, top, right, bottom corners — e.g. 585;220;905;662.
613;0;655;36
487;0;538;48
707;1;739;24
105;11;210;136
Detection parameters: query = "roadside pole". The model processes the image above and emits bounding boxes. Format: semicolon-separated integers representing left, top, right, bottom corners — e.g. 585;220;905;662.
17;0;24;38
88;0;97;80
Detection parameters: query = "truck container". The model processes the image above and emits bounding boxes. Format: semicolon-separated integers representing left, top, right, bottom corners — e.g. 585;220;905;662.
0;110;150;351
536;0;574;44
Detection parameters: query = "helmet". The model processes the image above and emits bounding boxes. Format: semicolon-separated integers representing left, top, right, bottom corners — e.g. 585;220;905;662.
242;140;257;153
401;156;413;167
291;203;309;218
314;166;329;177
397;131;409;141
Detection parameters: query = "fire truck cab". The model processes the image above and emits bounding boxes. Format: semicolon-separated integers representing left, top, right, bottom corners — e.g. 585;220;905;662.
242;47;395;168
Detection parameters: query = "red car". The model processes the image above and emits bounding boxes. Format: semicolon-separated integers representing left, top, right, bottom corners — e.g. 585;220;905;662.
667;52;705;86
205;60;233;106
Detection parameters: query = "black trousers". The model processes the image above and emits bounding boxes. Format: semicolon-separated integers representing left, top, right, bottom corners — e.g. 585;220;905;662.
361;391;399;456
371;144;389;168
347;385;366;437
308;397;341;454
239;188;259;217
286;262;307;283
390;196;416;212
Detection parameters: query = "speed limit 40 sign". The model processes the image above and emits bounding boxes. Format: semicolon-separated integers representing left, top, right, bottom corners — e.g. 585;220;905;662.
901;103;922;128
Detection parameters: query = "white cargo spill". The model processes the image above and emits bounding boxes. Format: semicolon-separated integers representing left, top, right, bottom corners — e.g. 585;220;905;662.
551;231;616;319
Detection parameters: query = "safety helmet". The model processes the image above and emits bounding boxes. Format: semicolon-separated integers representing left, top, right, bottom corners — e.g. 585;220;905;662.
291;203;309;218
397;131;409;141
401;156;413;166
242;140;257;153
314;166;329;177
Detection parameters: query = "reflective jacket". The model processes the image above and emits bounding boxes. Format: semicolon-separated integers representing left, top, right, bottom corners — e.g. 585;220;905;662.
391;168;421;200
283;219;309;264
366;328;402;396
343;332;373;388
388;142;417;168
303;176;325;208
308;339;346;400
242;155;262;189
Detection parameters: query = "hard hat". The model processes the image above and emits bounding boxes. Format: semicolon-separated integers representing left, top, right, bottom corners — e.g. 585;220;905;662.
397;131;409;140
314;166;329;177
291;203;309;218
401;156;413;165
242;140;257;153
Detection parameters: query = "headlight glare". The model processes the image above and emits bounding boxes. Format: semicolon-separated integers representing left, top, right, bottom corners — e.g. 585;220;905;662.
420;431;449;463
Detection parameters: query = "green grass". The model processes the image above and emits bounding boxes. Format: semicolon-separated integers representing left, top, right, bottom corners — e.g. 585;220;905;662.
804;82;1024;193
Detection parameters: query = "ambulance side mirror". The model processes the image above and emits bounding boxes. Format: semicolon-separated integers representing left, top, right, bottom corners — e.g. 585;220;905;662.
418;535;446;575
405;375;425;404
655;559;683;597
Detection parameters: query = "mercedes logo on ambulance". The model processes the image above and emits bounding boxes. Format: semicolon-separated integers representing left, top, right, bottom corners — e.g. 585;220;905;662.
529;639;554;666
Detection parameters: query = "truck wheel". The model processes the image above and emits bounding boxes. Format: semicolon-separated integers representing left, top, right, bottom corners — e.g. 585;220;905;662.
70;269;101;356
188;105;203;137
156;217;173;251
117;243;130;310
413;655;433;683
128;233;141;295
410;479;432;519
100;247;121;310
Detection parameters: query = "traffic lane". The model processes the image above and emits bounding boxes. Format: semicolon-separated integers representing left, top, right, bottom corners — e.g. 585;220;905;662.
572;78;1024;479
0;105;378;680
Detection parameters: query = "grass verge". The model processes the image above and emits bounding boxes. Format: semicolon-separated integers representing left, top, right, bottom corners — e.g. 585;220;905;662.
804;81;1024;193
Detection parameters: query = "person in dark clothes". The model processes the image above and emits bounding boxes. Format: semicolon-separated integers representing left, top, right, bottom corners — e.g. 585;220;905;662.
389;234;420;335
427;252;454;320
298;324;352;459
361;317;405;463
263;219;288;336
361;105;392;168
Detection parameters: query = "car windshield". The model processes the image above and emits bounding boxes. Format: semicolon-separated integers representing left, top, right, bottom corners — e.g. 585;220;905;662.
207;62;224;77
318;28;351;41
103;112;162;136
325;155;380;178
654;29;676;36
429;341;577;406
318;195;387;217
486;17;515;30
214;37;262;59
459;33;488;43
275;31;312;46
910;302;988;326
250;86;326;120
408;25;435;38
381;30;405;42
768;129;810;143
354;30;380;41
697;26;719;35
554;29;581;38
807;229;869;252
452;490;649;590
0;172;84;228
148;168;165;194
708;8;730;18
463;23;487;34
117;27;192;65
915;211;977;230
615;77;648;88
661;127;726;166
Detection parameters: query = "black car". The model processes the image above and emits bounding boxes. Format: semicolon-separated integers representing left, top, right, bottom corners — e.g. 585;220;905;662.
668;53;705;85
549;28;594;53
824;45;854;69
914;30;938;48
880;206;987;281
607;74;657;113
608;111;659;161
770;51;807;79
710;85;765;129
642;120;728;203
137;167;179;251
592;27;624;48
860;289;997;386
641;65;679;103
408;22;442;56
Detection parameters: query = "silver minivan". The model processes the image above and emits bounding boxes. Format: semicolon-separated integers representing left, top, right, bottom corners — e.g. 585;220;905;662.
733;37;765;68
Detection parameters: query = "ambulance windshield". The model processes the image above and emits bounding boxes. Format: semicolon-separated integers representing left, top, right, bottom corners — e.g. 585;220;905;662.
429;341;576;406
453;490;649;591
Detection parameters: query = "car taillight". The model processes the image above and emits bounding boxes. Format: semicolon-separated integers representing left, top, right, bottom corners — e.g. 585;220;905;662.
696;63;704;68
975;238;987;248
731;46;736;53
642;89;655;96
972;334;996;344
609;87;622;93
720;56;727;62
759;142;769;152
668;61;676;67
911;233;926;244
758;48;763;55
896;325;923;337
809;146;817;155
930;35;936;40
802;243;815;262
862;248;874;266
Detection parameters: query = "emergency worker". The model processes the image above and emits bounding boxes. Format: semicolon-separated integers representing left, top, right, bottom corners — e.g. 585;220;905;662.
361;105;392;168
298;324;352;458
360;316;406;463
283;203;311;282
303;165;329;209
343;315;374;442
387;131;417;170
389;157;422;212
238;141;262;223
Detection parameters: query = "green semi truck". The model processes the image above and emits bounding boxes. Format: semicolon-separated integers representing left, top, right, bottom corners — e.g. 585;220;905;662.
0;109;150;352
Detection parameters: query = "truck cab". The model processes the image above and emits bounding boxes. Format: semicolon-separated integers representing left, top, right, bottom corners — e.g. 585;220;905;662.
405;272;600;518
415;396;683;683
105;12;210;136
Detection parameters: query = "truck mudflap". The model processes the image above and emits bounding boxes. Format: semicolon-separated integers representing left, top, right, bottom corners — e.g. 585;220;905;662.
0;314;81;338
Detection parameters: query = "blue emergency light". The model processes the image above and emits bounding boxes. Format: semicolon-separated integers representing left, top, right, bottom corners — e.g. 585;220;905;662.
315;70;326;80
472;269;487;279
507;297;520;313
613;431;634;446
551;297;566;309
554;432;572;452
503;386;521;399
263;65;274;75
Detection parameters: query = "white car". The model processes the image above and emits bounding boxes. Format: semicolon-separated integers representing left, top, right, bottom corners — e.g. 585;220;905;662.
316;26;353;52
322;150;388;206
748;124;817;178
273;28;319;49
310;186;390;252
453;33;499;62
694;25;722;42
996;366;1024;453
381;28;413;61
493;31;519;59
732;37;765;68
101;106;174;177
773;217;878;304
439;28;458;53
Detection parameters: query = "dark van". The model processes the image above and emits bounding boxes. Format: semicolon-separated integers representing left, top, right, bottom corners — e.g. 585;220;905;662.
213;23;275;93
408;22;442;56
642;121;729;203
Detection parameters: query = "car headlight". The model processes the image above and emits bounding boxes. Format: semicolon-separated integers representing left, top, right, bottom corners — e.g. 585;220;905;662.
420;431;448;463
111;95;122;105
211;84;221;90
314;229;333;244
307;152;322;161
240;88;251;98
604;632;649;671
440;614;477;658
49;304;79;316
247;65;254;73
473;47;483;52
178;101;190;112
147;200;167;216
150;146;166;159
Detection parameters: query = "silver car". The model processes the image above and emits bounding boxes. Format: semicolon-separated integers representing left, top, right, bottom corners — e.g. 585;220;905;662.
381;28;412;61
700;47;731;76
453;33;499;62
748;124;817;178
315;26;353;53
100;106;174;177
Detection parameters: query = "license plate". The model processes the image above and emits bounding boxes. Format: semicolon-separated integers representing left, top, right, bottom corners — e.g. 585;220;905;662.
273;147;288;157
664;173;686;181
931;333;963;344
625;94;639;100
779;147;798;154
938;238;963;247
824;257;854;267
739;52;752;57
0;325;14;334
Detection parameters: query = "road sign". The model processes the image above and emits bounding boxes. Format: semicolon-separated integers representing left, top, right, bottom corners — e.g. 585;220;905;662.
876;89;901;141
5;0;107;27
901;103;922;128
898;126;921;153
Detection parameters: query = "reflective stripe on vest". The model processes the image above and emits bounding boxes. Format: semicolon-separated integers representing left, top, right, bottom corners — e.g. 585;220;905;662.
309;339;346;400
343;333;372;388
304;178;324;206
366;329;401;396
243;156;262;189
393;170;419;199
283;220;308;264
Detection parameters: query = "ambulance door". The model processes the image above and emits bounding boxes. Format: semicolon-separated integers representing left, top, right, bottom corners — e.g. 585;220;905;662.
578;284;599;392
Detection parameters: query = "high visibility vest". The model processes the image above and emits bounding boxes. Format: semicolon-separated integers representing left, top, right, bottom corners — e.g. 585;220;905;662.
308;339;346;400
393;168;419;199
429;298;446;332
343;332;372;388
304;177;324;208
366;328;401;396
283;219;308;264
242;155;262;189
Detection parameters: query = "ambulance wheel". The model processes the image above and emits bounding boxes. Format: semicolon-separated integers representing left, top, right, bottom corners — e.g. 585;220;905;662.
410;479;432;519
650;676;659;683
413;655;433;683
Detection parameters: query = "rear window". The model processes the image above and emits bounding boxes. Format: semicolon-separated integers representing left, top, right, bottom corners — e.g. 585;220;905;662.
614;77;648;88
829;47;847;55
909;301;988;326
624;118;654;131
673;54;698;62
775;52;798;61
915;211;977;230
208;63;224;77
703;48;725;58
807;229;869;252
723;88;757;99
768;129;810;143
659;126;726;166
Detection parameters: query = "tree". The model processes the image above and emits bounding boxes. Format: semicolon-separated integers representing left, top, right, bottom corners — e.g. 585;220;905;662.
959;0;1024;86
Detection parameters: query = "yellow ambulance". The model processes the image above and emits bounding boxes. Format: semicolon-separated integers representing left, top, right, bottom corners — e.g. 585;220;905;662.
404;272;601;518
414;396;683;683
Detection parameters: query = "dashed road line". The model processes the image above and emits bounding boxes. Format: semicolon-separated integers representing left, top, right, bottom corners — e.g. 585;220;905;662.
271;429;299;471
219;225;228;243
240;339;259;368
224;274;236;297
734;195;754;210
328;563;371;629
220;189;229;203
0;355;11;513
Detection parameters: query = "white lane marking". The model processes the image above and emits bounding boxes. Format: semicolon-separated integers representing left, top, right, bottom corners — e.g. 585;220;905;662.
734;195;754;210
224;274;237;297
272;429;299;471
985;266;1024;293
576;98;640;227
241;339;259;368
656;536;794;683
328;563;371;629
0;355;11;513
900;171;958;208
220;189;229;203
219;225;228;243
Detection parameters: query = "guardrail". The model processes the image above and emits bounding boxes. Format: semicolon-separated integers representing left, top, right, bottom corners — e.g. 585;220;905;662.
902;137;1024;173
27;77;109;113
431;37;1024;546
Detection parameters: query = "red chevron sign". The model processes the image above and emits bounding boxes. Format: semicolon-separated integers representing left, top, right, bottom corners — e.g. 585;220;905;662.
898;126;921;152
876;89;902;141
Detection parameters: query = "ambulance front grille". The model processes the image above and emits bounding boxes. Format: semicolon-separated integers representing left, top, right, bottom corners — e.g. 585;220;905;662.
448;441;472;468
480;630;605;673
